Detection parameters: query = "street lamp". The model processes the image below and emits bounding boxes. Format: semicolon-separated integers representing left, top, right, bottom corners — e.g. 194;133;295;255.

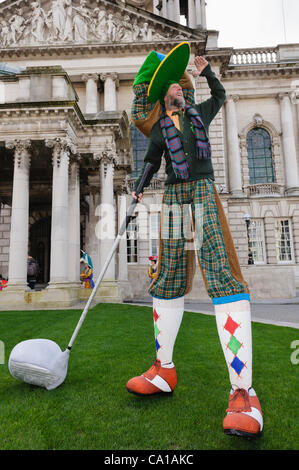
243;213;254;265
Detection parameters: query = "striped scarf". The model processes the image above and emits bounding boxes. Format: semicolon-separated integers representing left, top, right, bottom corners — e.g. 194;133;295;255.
159;105;211;180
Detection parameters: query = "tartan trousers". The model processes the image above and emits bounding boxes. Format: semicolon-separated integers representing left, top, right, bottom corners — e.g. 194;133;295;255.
149;179;250;301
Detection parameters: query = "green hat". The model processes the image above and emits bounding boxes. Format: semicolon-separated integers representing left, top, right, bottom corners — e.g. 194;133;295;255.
133;42;191;104
148;42;190;104
133;50;165;87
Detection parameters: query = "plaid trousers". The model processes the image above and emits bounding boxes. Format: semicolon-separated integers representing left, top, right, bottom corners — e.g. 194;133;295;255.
149;179;250;300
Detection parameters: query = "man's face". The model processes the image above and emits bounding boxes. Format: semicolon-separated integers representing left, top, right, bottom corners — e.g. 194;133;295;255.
165;83;185;109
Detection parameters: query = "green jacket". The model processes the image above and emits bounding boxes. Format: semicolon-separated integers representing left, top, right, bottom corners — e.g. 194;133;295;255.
134;64;226;191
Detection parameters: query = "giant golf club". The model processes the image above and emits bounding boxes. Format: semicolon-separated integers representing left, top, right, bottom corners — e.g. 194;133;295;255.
8;163;153;390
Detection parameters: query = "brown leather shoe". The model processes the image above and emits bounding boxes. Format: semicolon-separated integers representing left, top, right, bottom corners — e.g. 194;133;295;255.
126;359;177;396
223;388;263;438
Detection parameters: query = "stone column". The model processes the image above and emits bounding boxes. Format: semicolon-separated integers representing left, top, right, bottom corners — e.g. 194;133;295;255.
195;0;202;28
200;0;207;29
162;0;168;18
153;0;160;15
5;140;31;289
166;0;173;21
97;154;116;280
292;91;299;137
82;73;99;114
173;0;180;23
100;73;119;112
188;0;196;28
225;95;243;197
68;159;81;284
46;139;70;285
278;93;299;195
86;188;101;280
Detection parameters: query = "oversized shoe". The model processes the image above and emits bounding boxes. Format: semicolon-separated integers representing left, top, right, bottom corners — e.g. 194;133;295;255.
223;388;263;438
126;359;177;396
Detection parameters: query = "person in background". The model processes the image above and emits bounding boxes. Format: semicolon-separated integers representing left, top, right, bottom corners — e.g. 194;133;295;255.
148;256;158;282
80;250;95;289
27;256;39;290
0;274;7;291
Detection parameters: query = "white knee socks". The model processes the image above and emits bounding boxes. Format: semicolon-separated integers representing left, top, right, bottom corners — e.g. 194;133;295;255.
215;299;252;390
151;296;252;390
153;296;184;366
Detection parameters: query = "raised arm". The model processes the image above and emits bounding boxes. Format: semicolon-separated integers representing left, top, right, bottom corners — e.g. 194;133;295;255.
193;56;226;127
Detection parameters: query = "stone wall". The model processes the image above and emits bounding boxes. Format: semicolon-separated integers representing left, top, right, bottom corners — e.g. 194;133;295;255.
128;263;297;301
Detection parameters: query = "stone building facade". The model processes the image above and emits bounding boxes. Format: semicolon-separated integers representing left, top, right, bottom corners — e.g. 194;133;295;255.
0;0;298;309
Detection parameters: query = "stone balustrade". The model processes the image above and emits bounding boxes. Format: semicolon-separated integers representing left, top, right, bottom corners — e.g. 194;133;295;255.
246;183;284;197
230;48;277;66
128;177;164;192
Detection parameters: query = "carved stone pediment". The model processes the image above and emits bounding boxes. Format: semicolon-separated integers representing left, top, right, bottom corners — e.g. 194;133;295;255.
0;0;204;49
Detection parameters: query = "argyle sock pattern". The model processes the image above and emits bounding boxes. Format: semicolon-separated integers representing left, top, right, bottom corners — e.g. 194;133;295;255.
153;296;184;366
215;299;252;390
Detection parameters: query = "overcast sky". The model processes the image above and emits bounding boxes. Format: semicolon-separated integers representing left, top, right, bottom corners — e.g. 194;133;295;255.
205;0;299;48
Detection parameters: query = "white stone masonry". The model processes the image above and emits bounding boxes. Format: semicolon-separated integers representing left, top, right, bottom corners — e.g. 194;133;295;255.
225;95;243;197
278;93;299;195
82;73;99;114
100;73;118;112
5;140;31;289
68;160;81;283
46;139;70;285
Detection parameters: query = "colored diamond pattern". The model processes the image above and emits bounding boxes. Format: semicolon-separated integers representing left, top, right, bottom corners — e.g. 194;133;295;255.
154;308;161;352
228;336;241;356
224;314;245;377
230;356;245;375
224;316;239;335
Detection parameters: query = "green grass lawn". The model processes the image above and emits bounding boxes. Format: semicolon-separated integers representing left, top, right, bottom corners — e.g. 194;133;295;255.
0;303;298;450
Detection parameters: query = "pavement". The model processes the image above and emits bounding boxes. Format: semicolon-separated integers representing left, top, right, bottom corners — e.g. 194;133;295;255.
6;284;299;329
125;295;299;330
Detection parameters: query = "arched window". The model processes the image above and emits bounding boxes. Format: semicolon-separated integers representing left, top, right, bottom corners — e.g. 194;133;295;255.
130;124;148;177
246;128;274;184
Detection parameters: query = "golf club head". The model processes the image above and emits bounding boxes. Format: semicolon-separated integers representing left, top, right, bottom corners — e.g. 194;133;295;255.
8;339;70;390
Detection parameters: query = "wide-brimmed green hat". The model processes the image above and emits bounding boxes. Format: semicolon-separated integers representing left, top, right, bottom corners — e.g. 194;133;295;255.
133;42;191;104
148;42;191;104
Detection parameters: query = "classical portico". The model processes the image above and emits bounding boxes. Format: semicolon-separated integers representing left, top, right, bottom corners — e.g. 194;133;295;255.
0;66;133;308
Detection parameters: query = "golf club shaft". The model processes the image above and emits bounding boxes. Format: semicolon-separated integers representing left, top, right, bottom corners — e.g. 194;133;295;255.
67;162;154;350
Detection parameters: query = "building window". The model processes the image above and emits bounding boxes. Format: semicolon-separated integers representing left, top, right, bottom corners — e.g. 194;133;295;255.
248;219;266;264
127;216;138;263
247;128;274;184
275;219;294;263
150;213;160;257
130;124;148;178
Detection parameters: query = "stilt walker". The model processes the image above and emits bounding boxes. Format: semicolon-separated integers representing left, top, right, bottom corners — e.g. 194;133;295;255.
126;43;263;438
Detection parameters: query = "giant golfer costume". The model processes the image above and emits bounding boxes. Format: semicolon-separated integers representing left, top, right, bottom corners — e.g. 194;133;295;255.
126;43;263;438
